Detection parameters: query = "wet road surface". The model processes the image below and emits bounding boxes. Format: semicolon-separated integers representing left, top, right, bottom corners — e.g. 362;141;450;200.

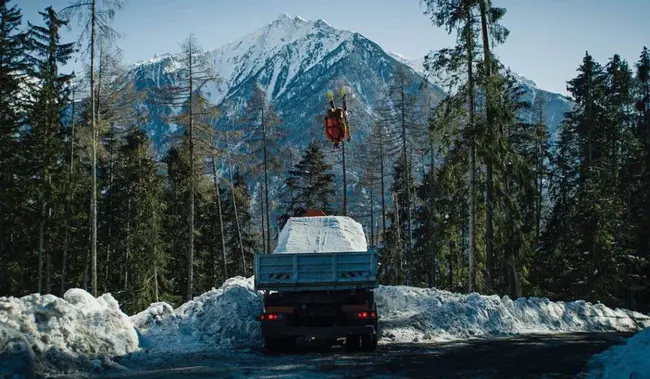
65;332;632;378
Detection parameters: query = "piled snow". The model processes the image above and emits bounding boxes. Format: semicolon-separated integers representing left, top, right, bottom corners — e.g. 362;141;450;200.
134;276;263;354
0;289;139;372
3;275;648;375
130;302;174;329
134;277;650;354
585;328;650;379
274;216;368;253
0;322;37;378
375;285;650;343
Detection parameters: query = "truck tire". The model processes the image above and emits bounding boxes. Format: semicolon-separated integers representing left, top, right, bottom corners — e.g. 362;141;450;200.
344;334;361;352
360;334;377;352
264;337;289;353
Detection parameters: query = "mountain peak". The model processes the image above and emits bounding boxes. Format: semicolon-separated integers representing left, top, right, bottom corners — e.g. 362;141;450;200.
270;13;308;26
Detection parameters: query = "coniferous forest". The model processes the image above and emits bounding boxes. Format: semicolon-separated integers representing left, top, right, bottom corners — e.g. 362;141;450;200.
1;0;649;315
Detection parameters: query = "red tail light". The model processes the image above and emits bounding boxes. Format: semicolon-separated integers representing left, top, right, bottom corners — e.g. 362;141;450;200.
357;311;377;319
260;313;280;321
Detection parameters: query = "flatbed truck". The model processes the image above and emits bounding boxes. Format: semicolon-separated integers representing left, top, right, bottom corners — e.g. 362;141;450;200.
253;213;379;352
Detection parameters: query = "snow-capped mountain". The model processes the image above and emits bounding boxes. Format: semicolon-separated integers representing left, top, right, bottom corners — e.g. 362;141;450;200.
127;13;446;154
127;13;573;158
389;52;573;140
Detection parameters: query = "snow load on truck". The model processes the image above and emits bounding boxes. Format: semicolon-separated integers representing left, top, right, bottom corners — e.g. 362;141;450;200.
273;216;367;254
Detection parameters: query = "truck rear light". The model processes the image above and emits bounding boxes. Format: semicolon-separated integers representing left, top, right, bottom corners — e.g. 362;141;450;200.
356;311;377;319
260;313;281;321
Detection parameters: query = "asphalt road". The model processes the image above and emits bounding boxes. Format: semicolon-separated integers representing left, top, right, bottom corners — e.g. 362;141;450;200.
66;332;632;379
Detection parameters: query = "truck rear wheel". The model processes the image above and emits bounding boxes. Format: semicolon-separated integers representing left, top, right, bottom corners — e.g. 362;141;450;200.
360;334;377;352
264;337;292;353
344;334;361;352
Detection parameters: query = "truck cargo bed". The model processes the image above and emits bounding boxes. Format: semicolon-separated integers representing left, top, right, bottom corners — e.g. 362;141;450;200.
254;251;378;291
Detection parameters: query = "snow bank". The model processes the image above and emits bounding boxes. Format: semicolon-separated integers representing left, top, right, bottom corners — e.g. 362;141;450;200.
585;328;650;379
130;302;174;329
0;322;37;378
0;289;139;372
376;285;650;343
134;276;650;355
135;276;263;354
274;216;368;253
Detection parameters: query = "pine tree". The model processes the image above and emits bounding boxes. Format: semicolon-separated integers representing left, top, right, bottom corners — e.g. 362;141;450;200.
477;0;509;292
633;47;650;311
25;6;75;294
365;112;400;244
383;66;420;284
62;0;125;297
542;52;628;303
160;143;211;303
154;34;217;300
423;0;482;292
110;127;166;313
240;85;284;253
0;0;28;295
279;142;335;230
388;155;417;284
224;170;258;276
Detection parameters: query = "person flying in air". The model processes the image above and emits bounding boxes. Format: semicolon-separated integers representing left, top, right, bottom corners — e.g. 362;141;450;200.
324;88;351;150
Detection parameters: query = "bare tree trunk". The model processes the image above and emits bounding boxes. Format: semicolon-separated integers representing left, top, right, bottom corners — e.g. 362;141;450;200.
429;138;436;288
61;82;76;295
187;40;195;301
38;192;45;293
259;187;266;253
90;0;98;297
124;199;130;289
466;5;477;293
369;187;374;246
83;207;91;290
225;134;246;274
212;155;228;282
379;128;387;242
449;239;454;290
262;107;271;253
400;83;413;286
479;0;494;293
96;45;112;293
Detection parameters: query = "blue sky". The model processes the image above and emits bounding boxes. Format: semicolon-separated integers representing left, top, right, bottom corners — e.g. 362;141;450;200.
20;0;650;96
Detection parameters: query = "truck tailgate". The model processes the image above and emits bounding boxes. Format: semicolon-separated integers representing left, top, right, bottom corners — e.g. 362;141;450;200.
254;251;378;291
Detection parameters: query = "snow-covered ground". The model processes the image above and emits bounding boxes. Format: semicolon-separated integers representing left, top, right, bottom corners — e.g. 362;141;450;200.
1;277;649;376
133;276;263;355
0;289;139;375
584;327;650;379
376;285;650;343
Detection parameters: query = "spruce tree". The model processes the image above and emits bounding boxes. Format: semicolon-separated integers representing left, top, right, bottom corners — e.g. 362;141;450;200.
25;6;75;294
477;0;509;292
633;48;650;310
279;142;335;230
111;127;167;312
0;0;28;295
62;0;125;297
423;0;481;292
